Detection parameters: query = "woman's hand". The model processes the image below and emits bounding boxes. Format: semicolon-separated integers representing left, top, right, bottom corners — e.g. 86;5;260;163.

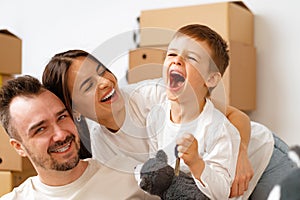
230;143;254;197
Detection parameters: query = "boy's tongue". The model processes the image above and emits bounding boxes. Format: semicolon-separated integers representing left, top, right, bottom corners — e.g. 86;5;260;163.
169;71;185;89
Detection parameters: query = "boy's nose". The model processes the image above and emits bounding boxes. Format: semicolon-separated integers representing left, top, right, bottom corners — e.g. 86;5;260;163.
172;56;183;66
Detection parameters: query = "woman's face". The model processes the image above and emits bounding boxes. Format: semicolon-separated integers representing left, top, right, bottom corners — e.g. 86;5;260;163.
66;56;124;124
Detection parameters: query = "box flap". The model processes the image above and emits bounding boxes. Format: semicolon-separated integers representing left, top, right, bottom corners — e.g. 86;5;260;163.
0;29;20;39
232;1;250;11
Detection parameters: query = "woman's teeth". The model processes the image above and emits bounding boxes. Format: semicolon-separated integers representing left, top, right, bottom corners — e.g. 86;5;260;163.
101;89;115;102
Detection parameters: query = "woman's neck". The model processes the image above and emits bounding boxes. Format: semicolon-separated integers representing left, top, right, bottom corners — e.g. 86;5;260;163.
98;106;126;132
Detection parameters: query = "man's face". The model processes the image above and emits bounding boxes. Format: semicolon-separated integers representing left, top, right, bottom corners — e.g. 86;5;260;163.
9;90;80;171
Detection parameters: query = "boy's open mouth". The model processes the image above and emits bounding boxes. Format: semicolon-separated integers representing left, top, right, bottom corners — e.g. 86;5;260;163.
169;70;185;90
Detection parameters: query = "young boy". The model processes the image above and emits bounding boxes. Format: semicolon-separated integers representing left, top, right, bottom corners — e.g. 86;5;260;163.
146;24;292;199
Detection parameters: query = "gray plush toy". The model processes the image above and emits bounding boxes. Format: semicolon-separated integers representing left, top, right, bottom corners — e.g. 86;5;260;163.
139;149;209;200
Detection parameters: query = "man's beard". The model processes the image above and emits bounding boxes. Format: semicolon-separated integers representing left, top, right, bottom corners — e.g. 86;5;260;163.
25;134;81;171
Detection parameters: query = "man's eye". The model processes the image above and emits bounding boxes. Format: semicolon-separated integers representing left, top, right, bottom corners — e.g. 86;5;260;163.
58;115;66;121
58;114;69;121
35;127;45;134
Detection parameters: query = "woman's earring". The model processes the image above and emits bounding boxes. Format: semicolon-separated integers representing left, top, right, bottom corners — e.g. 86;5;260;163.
76;115;81;122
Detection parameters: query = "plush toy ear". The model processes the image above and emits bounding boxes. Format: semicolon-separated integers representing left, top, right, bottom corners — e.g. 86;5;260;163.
156;149;168;163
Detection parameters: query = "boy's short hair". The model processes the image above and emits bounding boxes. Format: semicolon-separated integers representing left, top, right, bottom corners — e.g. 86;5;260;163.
175;24;229;76
0;75;44;139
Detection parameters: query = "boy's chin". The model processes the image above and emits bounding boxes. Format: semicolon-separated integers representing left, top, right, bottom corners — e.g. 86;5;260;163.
166;90;180;101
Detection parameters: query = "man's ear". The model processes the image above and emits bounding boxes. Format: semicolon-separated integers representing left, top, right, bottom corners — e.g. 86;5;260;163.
10;139;27;157
205;72;221;88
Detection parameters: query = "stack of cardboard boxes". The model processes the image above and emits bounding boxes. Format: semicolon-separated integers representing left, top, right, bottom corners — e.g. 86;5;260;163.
128;1;256;111
0;30;37;196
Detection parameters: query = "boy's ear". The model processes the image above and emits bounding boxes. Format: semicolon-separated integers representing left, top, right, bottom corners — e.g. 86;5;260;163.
205;72;221;88
10;139;27;157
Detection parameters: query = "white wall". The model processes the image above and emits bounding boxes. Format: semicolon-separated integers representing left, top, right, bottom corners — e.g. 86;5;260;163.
1;0;299;146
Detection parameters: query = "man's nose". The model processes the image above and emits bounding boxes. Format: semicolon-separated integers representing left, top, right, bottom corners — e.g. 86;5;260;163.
52;124;67;142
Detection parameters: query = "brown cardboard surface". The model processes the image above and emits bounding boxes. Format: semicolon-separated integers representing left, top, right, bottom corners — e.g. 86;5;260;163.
0;74;14;86
0;171;12;196
139;1;253;46
0;170;37;197
128;47;166;83
128;42;256;111
0;30;22;74
0;126;34;171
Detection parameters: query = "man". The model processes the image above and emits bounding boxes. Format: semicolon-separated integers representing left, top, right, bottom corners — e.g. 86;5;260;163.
0;75;155;200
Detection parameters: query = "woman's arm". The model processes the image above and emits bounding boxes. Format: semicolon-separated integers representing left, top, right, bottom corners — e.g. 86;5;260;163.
225;105;254;197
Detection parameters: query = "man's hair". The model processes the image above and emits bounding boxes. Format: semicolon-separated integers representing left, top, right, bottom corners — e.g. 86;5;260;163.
0;75;44;139
175;24;229;76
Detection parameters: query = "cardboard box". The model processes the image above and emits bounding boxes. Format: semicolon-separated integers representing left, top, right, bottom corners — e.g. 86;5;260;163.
128;42;256;111
139;1;253;46
212;41;256;111
0;170;37;197
0;30;22;74
0;126;34;171
0;74;14;86
128;47;166;83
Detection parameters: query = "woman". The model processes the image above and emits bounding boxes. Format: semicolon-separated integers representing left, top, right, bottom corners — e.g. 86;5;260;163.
42;49;253;196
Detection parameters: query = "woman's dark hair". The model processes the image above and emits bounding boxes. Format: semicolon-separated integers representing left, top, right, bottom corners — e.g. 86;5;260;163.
42;49;100;158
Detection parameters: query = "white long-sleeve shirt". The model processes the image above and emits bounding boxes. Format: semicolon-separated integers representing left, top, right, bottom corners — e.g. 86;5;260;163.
147;99;241;199
147;99;274;200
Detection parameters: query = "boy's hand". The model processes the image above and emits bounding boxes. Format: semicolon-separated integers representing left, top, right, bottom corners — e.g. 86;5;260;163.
176;133;199;165
229;143;254;197
176;133;204;181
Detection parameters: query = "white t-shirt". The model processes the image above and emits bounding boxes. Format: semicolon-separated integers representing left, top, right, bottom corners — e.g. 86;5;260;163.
146;99;274;200
0;158;156;200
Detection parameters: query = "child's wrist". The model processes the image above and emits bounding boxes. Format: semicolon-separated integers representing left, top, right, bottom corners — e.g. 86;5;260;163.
189;157;204;180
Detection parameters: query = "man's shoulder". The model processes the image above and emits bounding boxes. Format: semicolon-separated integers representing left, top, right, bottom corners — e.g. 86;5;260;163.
1;176;36;200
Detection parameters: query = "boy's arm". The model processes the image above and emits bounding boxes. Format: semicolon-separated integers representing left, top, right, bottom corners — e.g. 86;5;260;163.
225;105;254;197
